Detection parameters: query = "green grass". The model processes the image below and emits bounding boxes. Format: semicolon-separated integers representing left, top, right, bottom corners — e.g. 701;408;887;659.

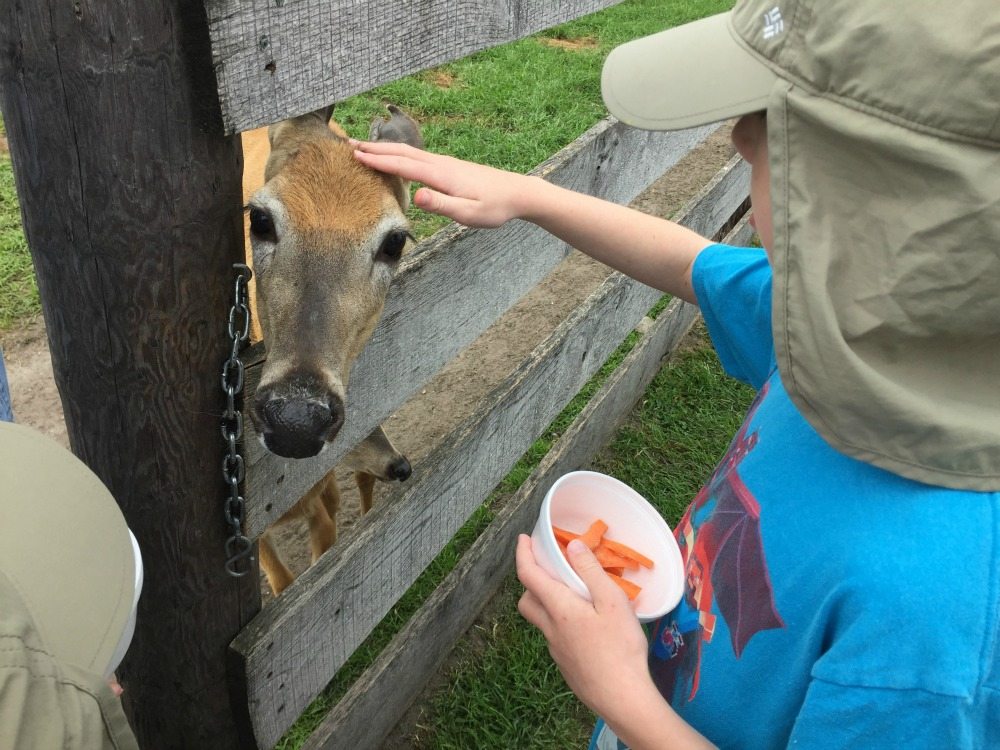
0;148;37;330
411;577;597;750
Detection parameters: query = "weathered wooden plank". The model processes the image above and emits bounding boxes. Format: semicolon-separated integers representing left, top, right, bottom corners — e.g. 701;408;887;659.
231;157;749;749
724;211;756;249
300;211;756;750
241;119;727;538
0;2;260;748
204;0;628;133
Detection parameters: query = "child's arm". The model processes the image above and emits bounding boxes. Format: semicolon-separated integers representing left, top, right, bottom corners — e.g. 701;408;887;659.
516;535;717;750
352;142;711;304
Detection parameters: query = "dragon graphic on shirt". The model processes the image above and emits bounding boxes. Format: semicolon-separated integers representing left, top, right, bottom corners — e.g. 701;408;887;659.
649;381;784;702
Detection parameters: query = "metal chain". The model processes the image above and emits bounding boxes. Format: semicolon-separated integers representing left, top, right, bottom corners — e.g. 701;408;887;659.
222;263;254;577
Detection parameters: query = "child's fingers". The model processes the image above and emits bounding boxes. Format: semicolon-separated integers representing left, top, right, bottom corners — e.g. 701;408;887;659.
107;676;124;697
412;187;458;216
352;140;451;176
413;188;495;227
350;139;431;160
517;589;553;637
515;534;578;604
352;149;442;187
565;539;630;611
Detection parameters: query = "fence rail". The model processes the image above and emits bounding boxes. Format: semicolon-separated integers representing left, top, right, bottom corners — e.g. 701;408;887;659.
204;0;627;133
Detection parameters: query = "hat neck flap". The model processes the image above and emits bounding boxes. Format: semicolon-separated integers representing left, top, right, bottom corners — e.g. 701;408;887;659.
769;83;1000;491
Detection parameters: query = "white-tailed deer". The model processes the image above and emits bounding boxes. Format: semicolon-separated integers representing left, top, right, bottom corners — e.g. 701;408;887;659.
241;105;422;595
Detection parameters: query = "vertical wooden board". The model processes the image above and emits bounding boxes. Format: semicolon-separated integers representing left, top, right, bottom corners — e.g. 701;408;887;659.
0;2;260;748
204;0;628;133
242;120;722;537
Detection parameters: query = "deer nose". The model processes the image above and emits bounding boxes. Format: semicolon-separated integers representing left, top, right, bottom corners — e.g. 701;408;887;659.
254;393;345;459
388;456;412;482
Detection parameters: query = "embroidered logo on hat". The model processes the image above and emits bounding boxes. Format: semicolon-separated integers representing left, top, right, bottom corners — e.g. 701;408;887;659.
763;7;784;39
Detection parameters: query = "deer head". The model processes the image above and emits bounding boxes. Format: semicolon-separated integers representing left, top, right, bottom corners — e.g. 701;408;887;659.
246;105;422;459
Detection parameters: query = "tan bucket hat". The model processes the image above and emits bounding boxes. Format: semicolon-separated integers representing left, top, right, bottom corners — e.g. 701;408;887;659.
0;421;141;748
602;0;1000;491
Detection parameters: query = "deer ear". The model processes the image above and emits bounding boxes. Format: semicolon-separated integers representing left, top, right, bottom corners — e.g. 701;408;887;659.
368;105;423;209
264;105;337;180
313;104;336;125
369;105;423;149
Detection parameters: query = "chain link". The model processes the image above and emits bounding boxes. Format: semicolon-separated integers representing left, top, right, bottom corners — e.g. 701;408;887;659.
221;263;254;577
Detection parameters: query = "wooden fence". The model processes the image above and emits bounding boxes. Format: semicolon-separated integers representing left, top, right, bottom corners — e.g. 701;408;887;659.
1;1;752;748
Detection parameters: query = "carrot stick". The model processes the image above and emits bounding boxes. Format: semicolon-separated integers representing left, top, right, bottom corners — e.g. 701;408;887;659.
552;525;579;546
594;544;639;571
605;571;642;600
551;519;653;606
578;519;608;550
601;538;655;570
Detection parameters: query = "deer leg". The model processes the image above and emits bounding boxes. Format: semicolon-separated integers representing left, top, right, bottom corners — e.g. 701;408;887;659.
317;469;341;545
356;471;377;515
259;530;295;596
300;486;337;564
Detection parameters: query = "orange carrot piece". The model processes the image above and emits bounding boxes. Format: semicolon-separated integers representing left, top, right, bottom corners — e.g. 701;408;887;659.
578;519;609;550
601;538;655;570
593;544;639;571
605;571;642;600
604;566;625;577
552;525;579;546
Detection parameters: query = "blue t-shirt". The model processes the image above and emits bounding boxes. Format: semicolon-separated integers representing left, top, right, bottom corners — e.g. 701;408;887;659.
591;244;1000;749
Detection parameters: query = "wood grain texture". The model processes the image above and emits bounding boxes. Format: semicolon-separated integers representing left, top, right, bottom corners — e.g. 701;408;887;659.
300;207;756;750
241;119;723;539
231;156;749;749
204;0;628;133
0;1;260;748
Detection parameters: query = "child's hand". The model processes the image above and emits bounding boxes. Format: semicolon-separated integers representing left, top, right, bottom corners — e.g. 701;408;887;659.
352;140;535;228
515;533;655;719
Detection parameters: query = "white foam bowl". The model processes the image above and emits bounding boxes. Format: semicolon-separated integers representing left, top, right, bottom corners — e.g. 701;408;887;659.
530;471;684;623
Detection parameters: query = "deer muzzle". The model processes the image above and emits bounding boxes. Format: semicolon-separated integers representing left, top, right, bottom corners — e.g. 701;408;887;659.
252;377;345;459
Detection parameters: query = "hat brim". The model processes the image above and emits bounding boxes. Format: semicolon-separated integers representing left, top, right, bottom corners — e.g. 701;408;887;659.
0;422;136;675
601;12;777;131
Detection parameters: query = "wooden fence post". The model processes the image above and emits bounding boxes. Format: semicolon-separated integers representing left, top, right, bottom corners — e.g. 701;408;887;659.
0;1;260;747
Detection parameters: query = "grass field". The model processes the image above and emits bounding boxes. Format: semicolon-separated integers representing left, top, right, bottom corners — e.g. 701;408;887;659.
0;116;37;330
0;1;750;747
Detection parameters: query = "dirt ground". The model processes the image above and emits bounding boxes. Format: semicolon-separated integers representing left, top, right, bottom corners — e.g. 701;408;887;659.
0;124;734;613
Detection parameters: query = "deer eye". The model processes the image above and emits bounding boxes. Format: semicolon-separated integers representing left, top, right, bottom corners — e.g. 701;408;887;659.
249;206;276;242
377;230;410;262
